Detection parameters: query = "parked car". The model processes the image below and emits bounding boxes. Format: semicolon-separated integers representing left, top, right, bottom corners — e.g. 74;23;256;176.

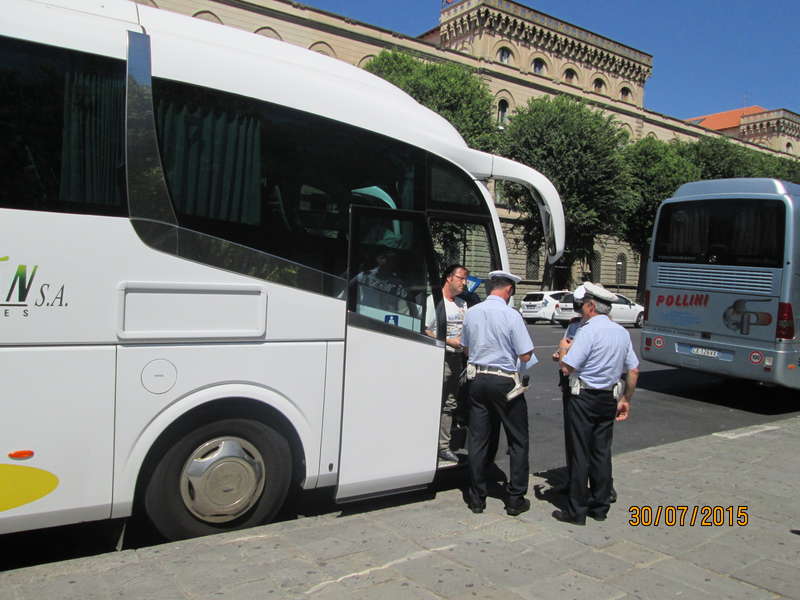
519;290;568;323
553;292;645;328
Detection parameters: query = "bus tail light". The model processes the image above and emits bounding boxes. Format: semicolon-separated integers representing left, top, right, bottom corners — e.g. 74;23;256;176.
643;290;650;322
776;302;795;340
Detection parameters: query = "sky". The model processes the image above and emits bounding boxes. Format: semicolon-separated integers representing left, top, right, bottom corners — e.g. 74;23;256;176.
297;0;799;120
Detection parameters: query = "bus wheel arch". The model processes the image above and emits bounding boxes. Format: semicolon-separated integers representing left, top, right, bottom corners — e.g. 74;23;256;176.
134;398;305;540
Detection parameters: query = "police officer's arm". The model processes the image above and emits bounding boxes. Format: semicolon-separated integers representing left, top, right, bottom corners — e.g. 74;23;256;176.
617;342;641;421
560;328;589;375
461;312;472;359
511;313;534;363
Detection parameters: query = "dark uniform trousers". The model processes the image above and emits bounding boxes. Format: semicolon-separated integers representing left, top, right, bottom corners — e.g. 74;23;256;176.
558;371;573;482
566;388;616;519
467;374;529;505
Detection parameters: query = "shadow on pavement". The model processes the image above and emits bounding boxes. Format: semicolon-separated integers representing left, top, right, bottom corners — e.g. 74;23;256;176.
637;367;800;416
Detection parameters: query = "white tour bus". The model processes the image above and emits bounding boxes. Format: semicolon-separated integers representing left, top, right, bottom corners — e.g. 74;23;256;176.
641;178;800;390
0;0;564;540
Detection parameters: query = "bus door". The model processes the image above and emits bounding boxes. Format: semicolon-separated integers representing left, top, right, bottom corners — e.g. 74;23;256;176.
336;207;444;501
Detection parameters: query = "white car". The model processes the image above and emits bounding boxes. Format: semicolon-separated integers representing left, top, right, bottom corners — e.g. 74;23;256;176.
519;290;568;323
553;292;644;328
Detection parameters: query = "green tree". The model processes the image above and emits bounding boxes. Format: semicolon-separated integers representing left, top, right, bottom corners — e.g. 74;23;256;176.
622;137;701;297
675;136;758;179
364;50;497;149
500;95;633;288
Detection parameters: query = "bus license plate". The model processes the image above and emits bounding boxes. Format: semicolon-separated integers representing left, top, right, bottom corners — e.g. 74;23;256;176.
691;346;719;358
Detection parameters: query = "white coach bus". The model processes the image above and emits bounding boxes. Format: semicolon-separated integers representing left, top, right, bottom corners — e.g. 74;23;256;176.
0;0;564;539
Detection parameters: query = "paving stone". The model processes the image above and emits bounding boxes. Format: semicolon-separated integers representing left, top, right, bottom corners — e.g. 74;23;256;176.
651;558;776;599
555;549;635;581
527;536;592;561
0;585;19;600
601;541;670;566
9;573;113;600
732;558;800;599
455;545;569;588
676;540;764;575
391;553;495;597
348;577;442;600
606;568;716;600
514;570;627;600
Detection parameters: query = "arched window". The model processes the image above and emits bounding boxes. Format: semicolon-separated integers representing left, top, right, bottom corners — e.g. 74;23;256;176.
497;99;509;125
532;58;546;74
192;10;222;24
564;68;577;83
787;142;794;154
615;253;627;285
526;249;540;281
620;87;632;101
497;47;513;64
593;78;605;93
590;254;602;282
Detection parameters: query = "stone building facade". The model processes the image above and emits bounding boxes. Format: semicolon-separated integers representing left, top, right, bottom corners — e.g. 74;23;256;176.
688;106;800;157
133;0;791;299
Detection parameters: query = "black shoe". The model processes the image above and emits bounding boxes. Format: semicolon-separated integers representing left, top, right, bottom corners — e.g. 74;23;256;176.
609;488;617;503
587;511;607;521
467;501;486;514
438;449;459;463
505;498;530;516
551;509;586;526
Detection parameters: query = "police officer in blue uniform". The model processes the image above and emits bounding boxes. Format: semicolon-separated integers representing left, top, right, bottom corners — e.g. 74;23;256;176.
461;270;534;516
555;282;639;525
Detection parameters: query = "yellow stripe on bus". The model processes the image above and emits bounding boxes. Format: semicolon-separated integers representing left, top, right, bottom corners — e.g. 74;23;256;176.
0;464;59;511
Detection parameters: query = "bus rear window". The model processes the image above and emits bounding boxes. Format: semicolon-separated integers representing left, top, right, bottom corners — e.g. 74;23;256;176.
653;199;785;268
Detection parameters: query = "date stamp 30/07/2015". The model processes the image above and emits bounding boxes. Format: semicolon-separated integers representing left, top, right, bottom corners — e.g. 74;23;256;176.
628;505;749;527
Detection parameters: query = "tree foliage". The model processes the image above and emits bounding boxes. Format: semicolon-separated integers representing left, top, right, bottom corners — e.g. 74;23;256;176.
499;95;633;285
364;50;496;149
623;137;700;256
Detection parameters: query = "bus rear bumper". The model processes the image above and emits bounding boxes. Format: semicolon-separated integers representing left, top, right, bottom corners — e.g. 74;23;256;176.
641;330;800;390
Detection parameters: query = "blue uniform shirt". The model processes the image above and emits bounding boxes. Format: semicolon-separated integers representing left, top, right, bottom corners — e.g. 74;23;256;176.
462;295;534;372
562;314;639;389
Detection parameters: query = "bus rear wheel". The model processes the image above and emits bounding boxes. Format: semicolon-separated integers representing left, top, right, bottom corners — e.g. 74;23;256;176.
144;418;291;540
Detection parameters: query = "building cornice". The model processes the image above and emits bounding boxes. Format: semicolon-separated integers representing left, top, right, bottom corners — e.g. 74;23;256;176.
440;2;652;84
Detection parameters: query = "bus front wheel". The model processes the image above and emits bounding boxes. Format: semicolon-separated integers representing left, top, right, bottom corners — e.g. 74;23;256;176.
144;418;291;540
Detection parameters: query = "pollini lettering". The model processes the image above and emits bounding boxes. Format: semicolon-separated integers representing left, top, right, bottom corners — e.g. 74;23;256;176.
655;294;709;308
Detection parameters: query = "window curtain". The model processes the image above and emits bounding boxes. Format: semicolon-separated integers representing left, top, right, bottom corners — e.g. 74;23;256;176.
59;69;125;207
156;99;261;225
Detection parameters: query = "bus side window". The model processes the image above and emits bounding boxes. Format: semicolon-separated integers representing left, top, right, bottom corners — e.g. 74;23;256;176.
151;77;426;285
0;36;127;216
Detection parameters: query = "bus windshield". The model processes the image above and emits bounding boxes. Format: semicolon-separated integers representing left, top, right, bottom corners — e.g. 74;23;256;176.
653;198;786;268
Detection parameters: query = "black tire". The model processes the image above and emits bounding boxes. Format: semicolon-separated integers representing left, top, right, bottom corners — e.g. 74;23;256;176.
635;312;644;328
559;320;569;328
144;418;291;540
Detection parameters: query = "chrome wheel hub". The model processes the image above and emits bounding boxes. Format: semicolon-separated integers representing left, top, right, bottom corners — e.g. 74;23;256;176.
180;436;265;523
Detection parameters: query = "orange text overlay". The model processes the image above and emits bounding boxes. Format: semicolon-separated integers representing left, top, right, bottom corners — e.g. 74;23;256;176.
628;505;749;527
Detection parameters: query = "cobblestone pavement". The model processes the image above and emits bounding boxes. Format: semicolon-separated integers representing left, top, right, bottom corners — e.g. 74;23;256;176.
3;417;799;600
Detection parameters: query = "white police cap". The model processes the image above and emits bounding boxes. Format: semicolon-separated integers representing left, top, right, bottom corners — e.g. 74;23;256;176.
583;281;618;303
488;269;522;284
572;284;587;301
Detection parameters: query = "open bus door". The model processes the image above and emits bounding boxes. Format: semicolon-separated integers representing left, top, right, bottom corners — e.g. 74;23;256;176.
336;207;444;501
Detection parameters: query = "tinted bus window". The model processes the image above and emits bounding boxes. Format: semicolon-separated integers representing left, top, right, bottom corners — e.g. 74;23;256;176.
653;199;785;268
0;36;127;216
152;78;426;277
429;156;487;214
